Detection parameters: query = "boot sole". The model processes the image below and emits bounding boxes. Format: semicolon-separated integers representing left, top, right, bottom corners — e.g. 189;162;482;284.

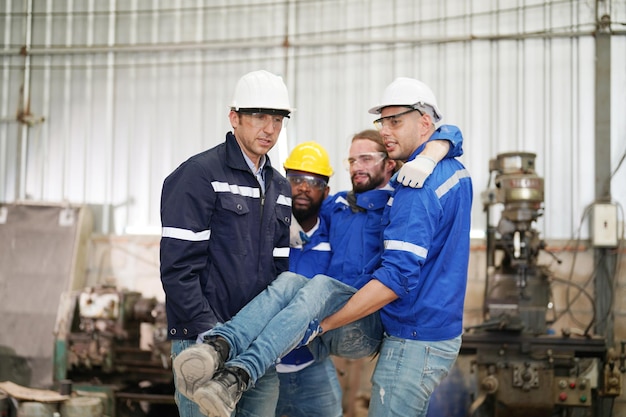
193;383;235;417
173;345;219;399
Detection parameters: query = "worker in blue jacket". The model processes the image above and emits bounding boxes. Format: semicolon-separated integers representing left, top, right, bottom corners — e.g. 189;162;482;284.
284;142;334;279
276;132;421;417
276;141;342;417
320;77;473;417
160;70;294;417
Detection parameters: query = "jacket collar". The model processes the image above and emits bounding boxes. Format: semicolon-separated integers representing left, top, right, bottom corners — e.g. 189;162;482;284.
225;131;274;173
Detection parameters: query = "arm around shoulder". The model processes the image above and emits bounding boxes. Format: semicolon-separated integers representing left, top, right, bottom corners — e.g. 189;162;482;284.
396;125;464;188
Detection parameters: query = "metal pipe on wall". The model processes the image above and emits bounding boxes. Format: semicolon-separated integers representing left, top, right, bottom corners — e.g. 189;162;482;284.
0;31;603;59
16;0;34;201
593;0;615;347
102;0;117;234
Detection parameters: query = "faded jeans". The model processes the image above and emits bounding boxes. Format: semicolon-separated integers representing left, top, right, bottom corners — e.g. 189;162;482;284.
276;357;343;417
368;335;462;417
209;271;383;385
171;339;279;417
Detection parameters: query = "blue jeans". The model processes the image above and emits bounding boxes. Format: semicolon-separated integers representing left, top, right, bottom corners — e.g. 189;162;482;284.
209;272;383;384
276;357;342;417
171;339;279;417
368;335;462;417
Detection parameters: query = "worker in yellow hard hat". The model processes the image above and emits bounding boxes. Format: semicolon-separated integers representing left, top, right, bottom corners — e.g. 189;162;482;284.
277;141;342;417
283;141;333;244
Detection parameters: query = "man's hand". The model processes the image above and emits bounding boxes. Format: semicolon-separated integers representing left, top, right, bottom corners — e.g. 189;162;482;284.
297;319;323;348
397;155;436;188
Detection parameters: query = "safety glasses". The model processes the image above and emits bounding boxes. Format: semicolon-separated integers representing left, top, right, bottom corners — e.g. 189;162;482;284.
343;152;387;171
373;107;422;131
238;111;288;128
287;174;328;191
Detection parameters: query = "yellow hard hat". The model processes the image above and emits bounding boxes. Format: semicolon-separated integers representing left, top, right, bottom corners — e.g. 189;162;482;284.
284;141;334;177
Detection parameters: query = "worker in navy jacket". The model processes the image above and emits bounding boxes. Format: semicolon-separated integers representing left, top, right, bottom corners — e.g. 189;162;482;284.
160;70;294;417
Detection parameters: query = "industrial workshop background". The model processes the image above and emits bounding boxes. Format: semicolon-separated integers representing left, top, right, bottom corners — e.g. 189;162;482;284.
0;1;625;417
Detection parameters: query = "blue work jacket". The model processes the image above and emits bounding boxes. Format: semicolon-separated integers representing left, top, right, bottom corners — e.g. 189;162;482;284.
323;124;465;290
436;124;464;157
288;218;332;279
279;218;332;368
159;132;292;340
375;143;473;341
282;125;465;364
323;187;394;289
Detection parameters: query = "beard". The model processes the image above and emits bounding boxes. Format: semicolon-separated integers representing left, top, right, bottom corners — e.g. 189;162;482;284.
292;195;324;225
351;171;386;193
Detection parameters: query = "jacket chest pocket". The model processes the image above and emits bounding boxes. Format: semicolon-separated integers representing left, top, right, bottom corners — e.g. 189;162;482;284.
272;203;291;242
219;195;250;217
275;204;291;227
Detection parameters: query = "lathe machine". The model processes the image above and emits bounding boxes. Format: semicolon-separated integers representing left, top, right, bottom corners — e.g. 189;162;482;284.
462;152;624;417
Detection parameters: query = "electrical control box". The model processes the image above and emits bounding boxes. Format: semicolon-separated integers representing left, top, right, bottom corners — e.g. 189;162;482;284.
591;203;618;247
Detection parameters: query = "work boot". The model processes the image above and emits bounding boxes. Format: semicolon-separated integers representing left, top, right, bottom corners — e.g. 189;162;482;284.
172;336;230;400
192;366;249;417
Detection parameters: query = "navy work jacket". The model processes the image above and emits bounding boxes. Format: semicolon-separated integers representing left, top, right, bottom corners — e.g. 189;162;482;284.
160;132;291;339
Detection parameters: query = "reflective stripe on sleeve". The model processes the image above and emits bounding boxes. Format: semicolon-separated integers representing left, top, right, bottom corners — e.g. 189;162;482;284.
384;239;428;259
162;227;211;241
436;169;471;199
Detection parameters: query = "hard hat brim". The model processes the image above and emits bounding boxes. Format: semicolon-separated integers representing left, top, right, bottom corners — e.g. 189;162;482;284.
368;104;385;115
368;103;443;122
235;107;292;118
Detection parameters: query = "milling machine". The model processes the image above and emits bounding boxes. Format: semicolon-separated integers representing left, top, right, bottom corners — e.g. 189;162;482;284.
53;285;176;417
463;152;624;417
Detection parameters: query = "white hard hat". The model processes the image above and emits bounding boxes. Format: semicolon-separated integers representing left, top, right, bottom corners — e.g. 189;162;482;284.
230;70;294;116
368;77;443;122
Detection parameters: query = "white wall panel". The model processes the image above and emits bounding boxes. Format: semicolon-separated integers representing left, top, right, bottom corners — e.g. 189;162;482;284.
0;0;624;240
